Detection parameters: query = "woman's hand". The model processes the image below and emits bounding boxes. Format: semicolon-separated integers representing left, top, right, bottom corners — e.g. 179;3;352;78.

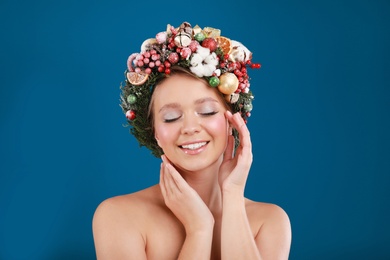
159;155;214;234
218;111;253;194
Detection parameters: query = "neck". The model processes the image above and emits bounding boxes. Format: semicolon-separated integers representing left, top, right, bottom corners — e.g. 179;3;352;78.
176;157;223;213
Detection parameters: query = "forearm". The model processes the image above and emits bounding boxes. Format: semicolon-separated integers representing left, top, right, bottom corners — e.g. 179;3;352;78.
178;228;214;260
221;190;261;260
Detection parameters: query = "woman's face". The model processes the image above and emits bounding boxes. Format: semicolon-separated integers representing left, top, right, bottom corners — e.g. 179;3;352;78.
152;73;229;173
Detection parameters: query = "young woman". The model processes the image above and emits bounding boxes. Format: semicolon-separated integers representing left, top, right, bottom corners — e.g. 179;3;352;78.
93;22;291;259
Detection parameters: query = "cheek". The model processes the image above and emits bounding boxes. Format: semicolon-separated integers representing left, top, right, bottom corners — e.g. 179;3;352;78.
154;123;177;147
206;114;229;136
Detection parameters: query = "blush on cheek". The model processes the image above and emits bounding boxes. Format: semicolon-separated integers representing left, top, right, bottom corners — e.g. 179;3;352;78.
154;124;176;147
207;114;228;134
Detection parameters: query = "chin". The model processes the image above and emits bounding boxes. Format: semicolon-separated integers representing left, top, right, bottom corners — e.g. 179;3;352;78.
169;152;223;174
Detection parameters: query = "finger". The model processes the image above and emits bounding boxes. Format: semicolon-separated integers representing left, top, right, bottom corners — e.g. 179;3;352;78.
164;163;180;195
161;154;171;165
161;155;176;192
225;110;234;125
161;155;179;196
159;162;167;198
167;163;191;193
232;112;251;150
223;134;235;162
162;155;192;193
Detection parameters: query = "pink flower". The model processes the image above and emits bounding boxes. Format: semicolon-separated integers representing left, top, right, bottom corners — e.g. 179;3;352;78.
155;32;167;44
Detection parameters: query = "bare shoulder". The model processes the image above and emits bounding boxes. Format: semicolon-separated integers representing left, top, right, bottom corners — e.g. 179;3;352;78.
93;185;163;226
245;199;292;259
245;199;290;226
92;185;163;259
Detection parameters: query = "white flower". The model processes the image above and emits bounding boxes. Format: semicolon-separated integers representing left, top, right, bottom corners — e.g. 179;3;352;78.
189;46;218;77
190;65;205;77
196;45;210;58
190;53;203;67
203;63;216;77
204;52;218;66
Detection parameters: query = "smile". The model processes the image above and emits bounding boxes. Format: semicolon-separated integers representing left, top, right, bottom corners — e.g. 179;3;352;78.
180;141;208;150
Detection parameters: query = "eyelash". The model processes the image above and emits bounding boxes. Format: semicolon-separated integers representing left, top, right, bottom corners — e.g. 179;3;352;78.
163;111;218;123
164;117;180;123
200;111;218;116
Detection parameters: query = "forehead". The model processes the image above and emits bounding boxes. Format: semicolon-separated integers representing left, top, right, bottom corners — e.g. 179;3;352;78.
153;73;225;108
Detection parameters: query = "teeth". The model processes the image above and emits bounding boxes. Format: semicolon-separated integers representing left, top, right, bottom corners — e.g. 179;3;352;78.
181;142;207;150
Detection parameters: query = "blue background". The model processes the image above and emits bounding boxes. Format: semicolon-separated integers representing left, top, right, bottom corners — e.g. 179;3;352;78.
1;0;389;259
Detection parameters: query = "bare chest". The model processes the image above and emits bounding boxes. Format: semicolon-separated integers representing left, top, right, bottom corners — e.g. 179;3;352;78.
143;212;222;260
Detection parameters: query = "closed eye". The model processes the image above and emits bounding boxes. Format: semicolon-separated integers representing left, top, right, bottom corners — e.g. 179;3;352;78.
164;116;181;123
200;111;218;116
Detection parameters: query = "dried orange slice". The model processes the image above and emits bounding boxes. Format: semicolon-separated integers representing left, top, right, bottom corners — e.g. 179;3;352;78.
215;36;232;55
126;71;149;86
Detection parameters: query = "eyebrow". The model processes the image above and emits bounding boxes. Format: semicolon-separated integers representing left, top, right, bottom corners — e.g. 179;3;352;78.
158;97;218;113
194;97;219;105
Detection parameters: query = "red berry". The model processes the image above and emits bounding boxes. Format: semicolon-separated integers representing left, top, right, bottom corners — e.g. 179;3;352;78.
201;38;217;52
234;69;242;77
158;65;165;72
168;52;179;64
251;63;261;69
164;60;171;68
165;68;171;75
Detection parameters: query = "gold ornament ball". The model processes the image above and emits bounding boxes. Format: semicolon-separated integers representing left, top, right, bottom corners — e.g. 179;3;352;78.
218;73;239;95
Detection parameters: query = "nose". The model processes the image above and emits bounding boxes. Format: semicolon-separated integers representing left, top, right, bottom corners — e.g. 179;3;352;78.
181;113;201;135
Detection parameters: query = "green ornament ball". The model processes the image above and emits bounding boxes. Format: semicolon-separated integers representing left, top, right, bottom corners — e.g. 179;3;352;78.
209;77;220;88
244;103;253;112
127;94;137;105
194;32;206;42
